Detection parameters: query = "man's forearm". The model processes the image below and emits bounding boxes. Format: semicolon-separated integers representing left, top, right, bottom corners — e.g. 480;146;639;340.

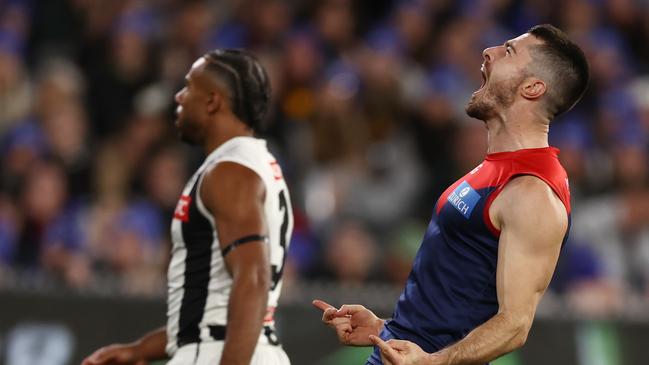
133;326;169;361
431;312;529;365
219;272;268;365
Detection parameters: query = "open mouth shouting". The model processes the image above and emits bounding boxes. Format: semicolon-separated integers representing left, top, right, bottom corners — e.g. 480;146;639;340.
473;63;487;95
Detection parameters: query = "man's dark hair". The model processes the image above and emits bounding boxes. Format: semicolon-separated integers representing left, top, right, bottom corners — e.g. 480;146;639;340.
527;24;589;118
203;49;271;131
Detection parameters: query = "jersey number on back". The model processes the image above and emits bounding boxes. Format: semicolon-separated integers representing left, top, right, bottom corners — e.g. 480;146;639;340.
271;190;289;290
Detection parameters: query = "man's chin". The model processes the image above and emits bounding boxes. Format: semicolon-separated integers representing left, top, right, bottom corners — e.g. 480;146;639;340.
465;101;487;121
174;126;197;145
174;120;197;144
177;131;198;145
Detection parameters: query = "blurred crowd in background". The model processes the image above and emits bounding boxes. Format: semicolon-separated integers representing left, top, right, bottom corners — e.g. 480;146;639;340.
0;0;649;316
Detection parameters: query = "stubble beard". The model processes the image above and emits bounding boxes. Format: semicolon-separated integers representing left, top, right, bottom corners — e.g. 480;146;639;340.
465;93;495;121
465;73;525;121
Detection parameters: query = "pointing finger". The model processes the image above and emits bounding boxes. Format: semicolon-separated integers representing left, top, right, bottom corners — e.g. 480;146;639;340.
370;335;400;362
312;299;336;312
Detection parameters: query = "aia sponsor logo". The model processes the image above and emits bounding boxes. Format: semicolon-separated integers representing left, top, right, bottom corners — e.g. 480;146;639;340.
174;195;192;222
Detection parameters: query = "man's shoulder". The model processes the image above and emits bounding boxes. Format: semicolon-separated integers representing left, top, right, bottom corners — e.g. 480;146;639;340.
496;175;568;230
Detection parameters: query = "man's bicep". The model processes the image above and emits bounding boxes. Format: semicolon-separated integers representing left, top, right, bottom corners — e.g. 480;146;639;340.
494;176;568;317
200;162;269;273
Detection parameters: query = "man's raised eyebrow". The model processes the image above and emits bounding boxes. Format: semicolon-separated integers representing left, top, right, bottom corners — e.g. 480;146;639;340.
504;41;517;54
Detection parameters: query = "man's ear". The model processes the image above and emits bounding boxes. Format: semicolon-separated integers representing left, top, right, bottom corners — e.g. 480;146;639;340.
206;91;223;114
521;77;546;100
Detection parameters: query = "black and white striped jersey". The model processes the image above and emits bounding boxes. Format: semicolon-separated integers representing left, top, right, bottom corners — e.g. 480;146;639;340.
166;136;293;355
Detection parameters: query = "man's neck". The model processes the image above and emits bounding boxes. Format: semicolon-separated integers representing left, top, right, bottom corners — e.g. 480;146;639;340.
203;116;254;154
483;106;550;154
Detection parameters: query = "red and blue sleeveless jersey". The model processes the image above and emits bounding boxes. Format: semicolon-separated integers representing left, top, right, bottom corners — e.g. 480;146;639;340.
367;147;571;365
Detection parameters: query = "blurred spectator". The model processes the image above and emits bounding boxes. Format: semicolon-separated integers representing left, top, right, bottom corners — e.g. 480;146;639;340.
315;0;359;60
41;102;92;193
142;146;189;219
41;201;93;288
322;221;380;286
280;208;320;287
0;30;31;134
383;220;426;286
391;0;432;62
1;120;47;193
279;29;322;122
549;116;591;197
35;58;85;118
85;143;166;293
85;4;157;136
16;161;68;268
552;240;623;316
570;191;649;298
247;0;292;49
0;194;19;267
